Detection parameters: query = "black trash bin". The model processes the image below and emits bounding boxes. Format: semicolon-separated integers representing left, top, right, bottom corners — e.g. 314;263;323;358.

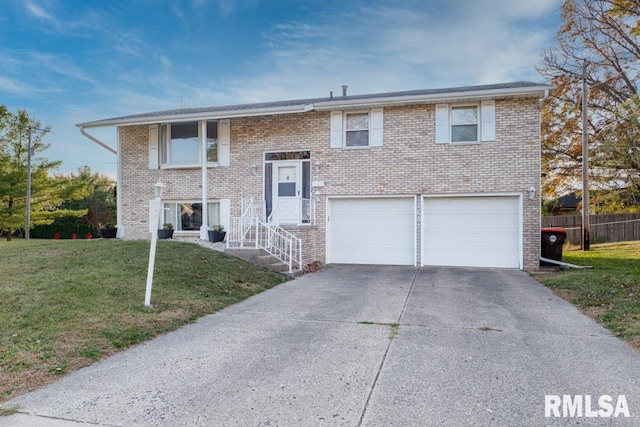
541;227;567;266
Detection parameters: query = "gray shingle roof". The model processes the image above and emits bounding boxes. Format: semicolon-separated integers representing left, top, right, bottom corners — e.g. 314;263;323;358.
77;81;552;128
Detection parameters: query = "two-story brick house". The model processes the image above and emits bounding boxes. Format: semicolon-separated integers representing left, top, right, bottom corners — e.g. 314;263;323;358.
77;81;552;271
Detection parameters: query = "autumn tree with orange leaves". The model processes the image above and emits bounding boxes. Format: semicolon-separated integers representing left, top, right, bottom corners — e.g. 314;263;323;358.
537;0;640;211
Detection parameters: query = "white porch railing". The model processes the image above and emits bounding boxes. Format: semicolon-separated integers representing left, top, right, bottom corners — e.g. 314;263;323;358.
228;216;256;247
228;197;303;273
256;220;302;273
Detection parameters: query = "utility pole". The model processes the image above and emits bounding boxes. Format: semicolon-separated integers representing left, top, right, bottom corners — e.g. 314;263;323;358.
25;127;33;240
581;61;590;251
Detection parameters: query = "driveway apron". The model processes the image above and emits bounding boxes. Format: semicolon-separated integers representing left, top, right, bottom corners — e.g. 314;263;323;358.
4;265;640;426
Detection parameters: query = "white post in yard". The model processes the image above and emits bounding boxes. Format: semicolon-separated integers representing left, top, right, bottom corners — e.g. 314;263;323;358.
200;120;209;241
144;182;165;308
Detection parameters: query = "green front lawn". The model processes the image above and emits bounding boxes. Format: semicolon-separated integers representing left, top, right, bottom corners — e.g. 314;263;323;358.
535;241;640;351
0;239;289;403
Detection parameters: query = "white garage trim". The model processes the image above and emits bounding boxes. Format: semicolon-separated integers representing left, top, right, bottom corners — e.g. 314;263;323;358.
421;194;523;269
327;196;416;266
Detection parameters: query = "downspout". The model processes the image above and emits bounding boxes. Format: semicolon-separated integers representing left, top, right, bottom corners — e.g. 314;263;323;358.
79;126;117;155
78;125;122;237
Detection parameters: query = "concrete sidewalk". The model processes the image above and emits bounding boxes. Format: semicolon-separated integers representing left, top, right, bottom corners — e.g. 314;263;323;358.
3;266;640;426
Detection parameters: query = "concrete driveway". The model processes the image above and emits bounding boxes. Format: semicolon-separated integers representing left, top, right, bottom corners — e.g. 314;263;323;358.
4;265;640;426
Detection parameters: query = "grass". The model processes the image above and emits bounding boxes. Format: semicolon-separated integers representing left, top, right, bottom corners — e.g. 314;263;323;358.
0;239;289;404
535;241;640;351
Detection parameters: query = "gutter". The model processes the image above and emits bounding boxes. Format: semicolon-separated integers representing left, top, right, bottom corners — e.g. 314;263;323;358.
77;104;310;129
79;126;117;155
310;86;554;111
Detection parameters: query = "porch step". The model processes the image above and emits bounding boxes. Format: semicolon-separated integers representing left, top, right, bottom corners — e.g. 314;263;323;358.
226;240;256;248
257;254;290;273
225;247;299;276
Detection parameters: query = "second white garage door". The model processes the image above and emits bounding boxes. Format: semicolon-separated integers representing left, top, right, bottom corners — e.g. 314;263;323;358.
328;197;415;265
422;196;521;268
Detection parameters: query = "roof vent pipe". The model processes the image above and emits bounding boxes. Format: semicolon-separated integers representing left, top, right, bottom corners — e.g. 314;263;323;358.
342;85;348;96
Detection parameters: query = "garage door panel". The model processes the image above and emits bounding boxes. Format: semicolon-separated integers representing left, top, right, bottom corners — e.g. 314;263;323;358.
329;198;414;265
424;213;517;232
423;196;520;269
426;248;517;268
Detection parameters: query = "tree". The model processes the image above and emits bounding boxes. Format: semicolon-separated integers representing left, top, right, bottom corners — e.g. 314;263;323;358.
537;0;640;202
55;166;117;229
0;106;87;240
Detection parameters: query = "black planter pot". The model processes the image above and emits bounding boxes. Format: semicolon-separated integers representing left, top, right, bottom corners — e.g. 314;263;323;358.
158;229;174;239
99;228;117;239
208;230;226;243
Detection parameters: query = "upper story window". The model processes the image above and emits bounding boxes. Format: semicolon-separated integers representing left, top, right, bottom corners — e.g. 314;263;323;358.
451;106;478;142
149;119;229;169
160;121;218;166
435;101;495;144
345;113;370;147
330;109;383;148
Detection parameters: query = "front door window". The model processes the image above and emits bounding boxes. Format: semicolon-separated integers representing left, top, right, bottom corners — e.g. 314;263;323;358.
264;151;312;224
273;162;300;224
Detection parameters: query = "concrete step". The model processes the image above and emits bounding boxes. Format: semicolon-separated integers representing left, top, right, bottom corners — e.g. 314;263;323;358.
269;261;291;273
225;247;300;276
257;254;280;268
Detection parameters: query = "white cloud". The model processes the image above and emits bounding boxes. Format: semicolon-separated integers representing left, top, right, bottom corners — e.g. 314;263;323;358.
0;76;39;95
217;0;562;102
27;52;97;84
24;1;58;24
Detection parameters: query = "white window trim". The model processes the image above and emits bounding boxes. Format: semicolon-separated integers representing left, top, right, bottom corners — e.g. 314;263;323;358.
162;200;222;234
344;111;371;148
331;109;383;148
435;101;495;144
450;103;480;144
160;121;220;169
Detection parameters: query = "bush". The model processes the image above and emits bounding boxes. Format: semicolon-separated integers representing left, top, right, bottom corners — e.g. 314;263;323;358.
30;223;98;239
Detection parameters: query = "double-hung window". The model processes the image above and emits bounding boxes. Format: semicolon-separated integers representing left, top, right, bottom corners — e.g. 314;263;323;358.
451;106;478;142
330;109;384;148
435;101;495;144
345;113;370;147
160;121;218;166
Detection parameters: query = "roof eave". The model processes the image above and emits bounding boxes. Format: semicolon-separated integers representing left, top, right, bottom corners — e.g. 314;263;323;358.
76;84;554;128
76;103;314;128
310;85;554;110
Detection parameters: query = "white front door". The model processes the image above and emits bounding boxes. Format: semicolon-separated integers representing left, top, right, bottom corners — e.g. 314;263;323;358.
272;162;301;224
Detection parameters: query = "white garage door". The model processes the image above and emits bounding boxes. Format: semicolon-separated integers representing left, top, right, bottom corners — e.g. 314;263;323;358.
423;196;520;268
328;198;415;265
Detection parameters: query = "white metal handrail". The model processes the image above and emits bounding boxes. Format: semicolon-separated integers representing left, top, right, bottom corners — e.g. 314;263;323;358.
229;198;303;272
228;217;255;248
256;220;302;273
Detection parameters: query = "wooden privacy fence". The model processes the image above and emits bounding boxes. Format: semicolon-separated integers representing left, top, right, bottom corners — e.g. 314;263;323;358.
542;213;640;245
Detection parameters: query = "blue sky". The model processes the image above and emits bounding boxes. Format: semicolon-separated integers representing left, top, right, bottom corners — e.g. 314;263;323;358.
1;0;563;179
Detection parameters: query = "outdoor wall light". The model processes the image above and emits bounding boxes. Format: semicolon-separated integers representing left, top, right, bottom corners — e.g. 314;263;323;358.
315;191;321;202
251;164;258;175
315;161;321;172
153;181;165;198
528;186;536;200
